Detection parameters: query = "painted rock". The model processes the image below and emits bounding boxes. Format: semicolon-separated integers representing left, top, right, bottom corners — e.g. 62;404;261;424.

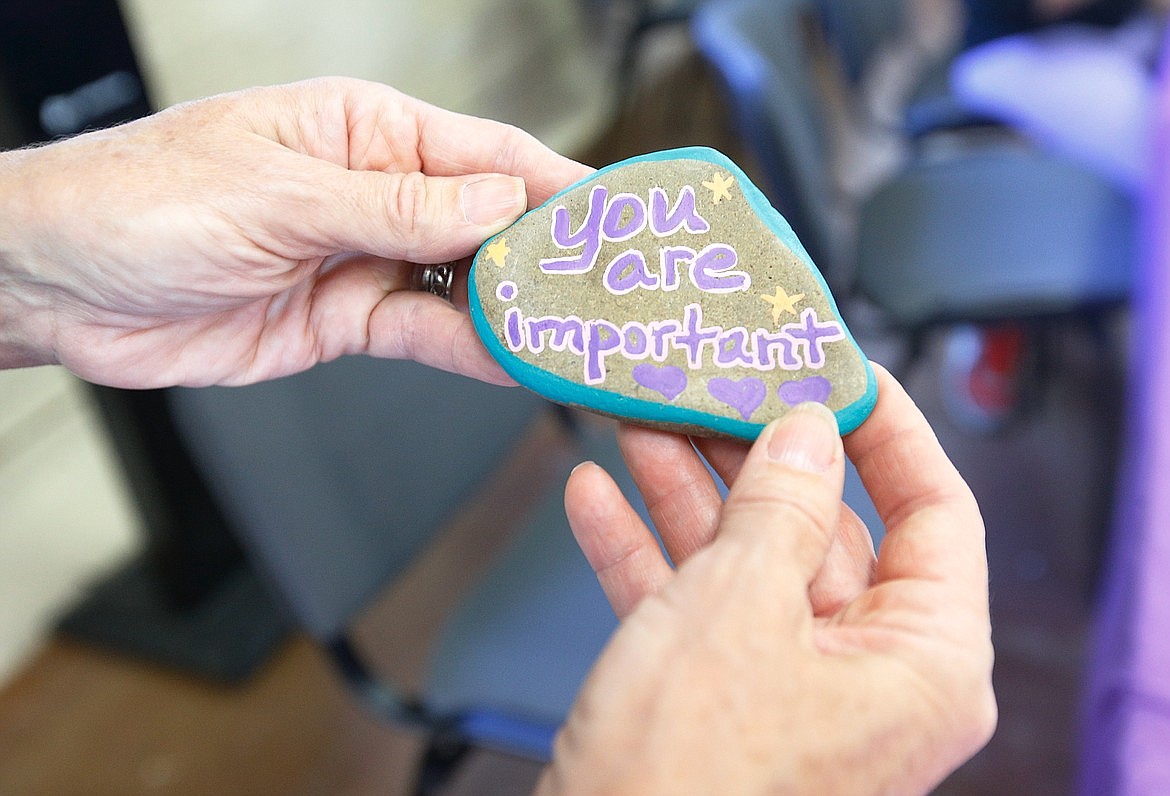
469;146;876;440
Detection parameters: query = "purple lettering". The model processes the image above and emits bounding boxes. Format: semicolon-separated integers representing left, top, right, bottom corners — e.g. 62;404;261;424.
670;303;721;369
622;321;650;359
752;328;802;370
584;320;622;384
505;307;524;351
601;193;647;241
603;250;660;295
526;315;586;354
782;308;845;368
690;244;750;293
540;185;607;274
648;319;681;360
714;327;756;368
496;281;517;301
649;186;710;236
659;246;693;291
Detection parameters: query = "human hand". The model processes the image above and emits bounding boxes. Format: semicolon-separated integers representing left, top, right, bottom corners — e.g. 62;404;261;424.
543;364;995;795
0;77;590;387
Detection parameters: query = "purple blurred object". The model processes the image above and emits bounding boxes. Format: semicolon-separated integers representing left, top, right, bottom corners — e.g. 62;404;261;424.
951;21;1159;193
1079;21;1170;796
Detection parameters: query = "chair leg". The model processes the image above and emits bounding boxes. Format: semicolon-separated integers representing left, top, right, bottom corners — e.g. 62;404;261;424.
1079;309;1128;600
413;727;472;796
324;636;432;729
550;402;582;438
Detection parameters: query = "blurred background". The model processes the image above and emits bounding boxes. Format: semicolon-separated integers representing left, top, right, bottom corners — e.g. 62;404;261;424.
0;0;1166;793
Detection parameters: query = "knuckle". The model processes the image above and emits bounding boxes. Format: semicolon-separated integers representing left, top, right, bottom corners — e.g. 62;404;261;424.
387;171;432;243
967;639;999;746
931;638;998;754
394;171;428;220
728;478;836;535
948;670;998;758
490;122;531;172
972;685;999;747
380;297;422;360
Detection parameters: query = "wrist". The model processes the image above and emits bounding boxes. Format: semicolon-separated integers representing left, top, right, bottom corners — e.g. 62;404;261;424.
0;148;57;370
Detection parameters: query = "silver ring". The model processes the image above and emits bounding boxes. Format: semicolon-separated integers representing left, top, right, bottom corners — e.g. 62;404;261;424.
413;262;456;301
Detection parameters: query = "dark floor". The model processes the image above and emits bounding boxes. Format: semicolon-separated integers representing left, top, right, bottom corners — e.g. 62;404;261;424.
0;27;1123;796
902;323;1121;796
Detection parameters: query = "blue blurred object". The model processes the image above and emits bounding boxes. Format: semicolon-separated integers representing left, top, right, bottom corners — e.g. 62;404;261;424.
693;0;1136;374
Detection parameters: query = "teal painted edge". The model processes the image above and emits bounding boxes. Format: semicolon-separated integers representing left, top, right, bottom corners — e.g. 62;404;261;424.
469;146;878;440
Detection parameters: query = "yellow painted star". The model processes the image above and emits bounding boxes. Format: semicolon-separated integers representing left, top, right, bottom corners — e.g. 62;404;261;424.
761;286;805;325
484;236;511;268
701;172;735;205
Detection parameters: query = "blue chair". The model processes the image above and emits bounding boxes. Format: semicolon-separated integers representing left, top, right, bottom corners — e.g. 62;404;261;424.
165;356;644;789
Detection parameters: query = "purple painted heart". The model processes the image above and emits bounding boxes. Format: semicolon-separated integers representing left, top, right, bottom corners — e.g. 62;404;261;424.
777;375;833;407
633;363;688;401
707;376;767;421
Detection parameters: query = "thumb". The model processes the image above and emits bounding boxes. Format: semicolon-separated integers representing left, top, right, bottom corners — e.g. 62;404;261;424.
321;170;528;262
719;402;846;586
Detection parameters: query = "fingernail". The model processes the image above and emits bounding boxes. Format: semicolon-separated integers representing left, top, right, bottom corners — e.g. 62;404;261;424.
766;402;839;472
462;176;526;226
570;460;596;476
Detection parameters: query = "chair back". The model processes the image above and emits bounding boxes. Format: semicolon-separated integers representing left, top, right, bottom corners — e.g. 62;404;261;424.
693;0;842;283
166;357;548;641
856;146;1136;328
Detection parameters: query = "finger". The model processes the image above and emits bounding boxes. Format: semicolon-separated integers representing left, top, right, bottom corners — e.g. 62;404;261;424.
719;402;846;590
617;424;723;565
565;461;675;618
288;253;510;384
692;434;750;487
368;291;515;385
807;503;876;617
838;365;993;737
843;364;986;596
448;257;472;312
411;101;593;206
238;80;580;254
315;168;528;263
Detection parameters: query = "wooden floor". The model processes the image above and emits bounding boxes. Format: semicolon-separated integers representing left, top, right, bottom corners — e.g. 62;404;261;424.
0;25;1119;796
0;636;425;794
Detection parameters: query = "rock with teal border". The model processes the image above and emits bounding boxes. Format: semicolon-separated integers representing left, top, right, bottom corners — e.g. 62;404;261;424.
469;146;876;440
